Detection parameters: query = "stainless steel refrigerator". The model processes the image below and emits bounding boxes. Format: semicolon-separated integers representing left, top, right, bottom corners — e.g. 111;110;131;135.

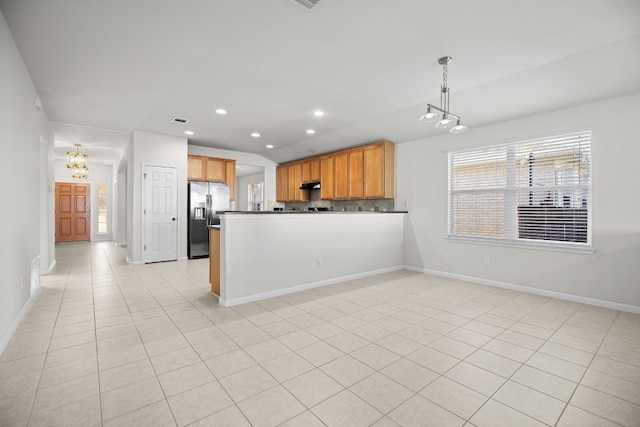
188;181;230;259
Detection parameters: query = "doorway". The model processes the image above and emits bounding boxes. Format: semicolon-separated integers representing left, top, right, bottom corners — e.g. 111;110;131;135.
55;182;90;242
143;165;178;263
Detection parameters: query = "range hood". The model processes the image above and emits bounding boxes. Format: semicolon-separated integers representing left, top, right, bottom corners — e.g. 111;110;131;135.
300;181;320;190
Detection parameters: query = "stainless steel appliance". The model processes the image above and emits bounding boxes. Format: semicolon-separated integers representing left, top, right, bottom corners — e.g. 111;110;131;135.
188;181;230;259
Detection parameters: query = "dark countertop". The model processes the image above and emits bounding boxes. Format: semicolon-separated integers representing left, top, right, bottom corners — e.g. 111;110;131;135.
217;210;408;215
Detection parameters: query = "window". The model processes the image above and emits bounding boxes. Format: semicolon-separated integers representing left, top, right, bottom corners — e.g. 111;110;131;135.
448;130;592;250
98;184;108;233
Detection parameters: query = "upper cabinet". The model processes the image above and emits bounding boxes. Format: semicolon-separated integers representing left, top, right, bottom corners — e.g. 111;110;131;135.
225;159;236;201
205;157;226;182
188;155;236;201
187;155;206;181
301;158;320;183
348;148;364;199
276;141;395;202
320;155;335;200
276;163;309;202
364;142;394;199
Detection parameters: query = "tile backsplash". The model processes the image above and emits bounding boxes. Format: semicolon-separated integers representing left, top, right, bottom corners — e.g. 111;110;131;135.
285;190;396;212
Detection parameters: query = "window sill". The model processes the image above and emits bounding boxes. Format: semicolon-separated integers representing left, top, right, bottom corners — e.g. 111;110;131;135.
447;236;596;255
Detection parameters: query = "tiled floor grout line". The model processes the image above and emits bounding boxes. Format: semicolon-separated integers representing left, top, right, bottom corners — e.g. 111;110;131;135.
430;296;583;426
6;242;640;426
552;309;623;427
24;259;71;427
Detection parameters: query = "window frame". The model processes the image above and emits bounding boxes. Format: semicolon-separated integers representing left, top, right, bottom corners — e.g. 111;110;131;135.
447;129;594;254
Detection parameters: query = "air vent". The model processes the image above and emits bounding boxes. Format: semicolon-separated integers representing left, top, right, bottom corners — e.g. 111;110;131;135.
289;0;320;10
172;117;189;124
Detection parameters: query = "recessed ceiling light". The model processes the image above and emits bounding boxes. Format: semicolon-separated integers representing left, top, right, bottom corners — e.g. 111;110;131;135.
313;110;325;117
215;108;227;115
266;145;274;149
184;130;194;135
251;133;260;138
306;129;315;134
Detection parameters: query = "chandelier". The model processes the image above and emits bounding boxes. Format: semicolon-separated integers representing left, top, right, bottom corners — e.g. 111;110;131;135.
66;144;89;179
419;56;469;134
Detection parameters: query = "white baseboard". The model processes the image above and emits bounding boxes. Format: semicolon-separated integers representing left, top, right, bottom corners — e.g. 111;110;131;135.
404;265;640;314
0;287;42;356
40;259;56;275
220;265;404;307
126;256;143;266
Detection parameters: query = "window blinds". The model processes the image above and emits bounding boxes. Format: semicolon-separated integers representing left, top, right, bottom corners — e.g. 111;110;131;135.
448;130;591;246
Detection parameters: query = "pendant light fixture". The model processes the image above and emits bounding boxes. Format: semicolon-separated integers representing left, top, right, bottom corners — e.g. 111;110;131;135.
419;56;469;134
66;144;89;179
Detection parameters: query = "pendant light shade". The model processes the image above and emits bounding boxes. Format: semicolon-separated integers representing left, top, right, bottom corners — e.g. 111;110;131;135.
435;115;455;129
419;106;439;122
449;120;469;134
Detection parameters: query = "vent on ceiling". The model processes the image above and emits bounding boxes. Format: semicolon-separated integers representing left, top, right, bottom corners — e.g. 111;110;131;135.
289;0;320;10
172;117;189;124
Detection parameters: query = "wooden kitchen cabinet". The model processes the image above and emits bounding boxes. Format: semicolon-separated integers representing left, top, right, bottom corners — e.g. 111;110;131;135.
276;165;288;202
206;157;226;182
288;162;309;202
187;155;206;181
348;148;364;199
225;159;236;201
275;141;395;202
364;141;395;199
334;151;349;200
188;154;236;201
320;155;335;200
302;158;320;183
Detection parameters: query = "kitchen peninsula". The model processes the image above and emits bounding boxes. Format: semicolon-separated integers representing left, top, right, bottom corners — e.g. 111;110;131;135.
209;211;406;306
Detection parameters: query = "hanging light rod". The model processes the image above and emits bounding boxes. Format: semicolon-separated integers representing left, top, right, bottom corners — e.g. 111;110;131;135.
419;56;469;134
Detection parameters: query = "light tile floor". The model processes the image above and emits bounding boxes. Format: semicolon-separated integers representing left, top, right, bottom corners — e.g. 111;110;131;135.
1;241;639;426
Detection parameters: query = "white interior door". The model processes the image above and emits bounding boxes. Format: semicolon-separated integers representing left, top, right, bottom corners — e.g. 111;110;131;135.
143;165;178;263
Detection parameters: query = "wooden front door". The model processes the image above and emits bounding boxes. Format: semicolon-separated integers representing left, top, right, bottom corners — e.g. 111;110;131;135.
55;182;90;242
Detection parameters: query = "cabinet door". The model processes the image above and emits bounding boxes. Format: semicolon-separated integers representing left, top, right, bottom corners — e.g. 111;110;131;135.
288;162;309;201
320;156;335;200
301;160;311;183
206;157;226;182
309;158;321;182
334;151;349;200
364;144;385;198
348;148;364;199
187;155;206;181
276;165;288;202
225;160;236;201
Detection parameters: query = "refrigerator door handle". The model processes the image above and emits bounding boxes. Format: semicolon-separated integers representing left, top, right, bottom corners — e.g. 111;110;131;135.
205;194;212;227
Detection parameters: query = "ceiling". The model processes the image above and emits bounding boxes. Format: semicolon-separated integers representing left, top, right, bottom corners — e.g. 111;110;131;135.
1;0;639;166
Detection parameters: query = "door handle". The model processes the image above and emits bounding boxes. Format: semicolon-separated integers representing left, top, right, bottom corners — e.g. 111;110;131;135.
172;218;176;221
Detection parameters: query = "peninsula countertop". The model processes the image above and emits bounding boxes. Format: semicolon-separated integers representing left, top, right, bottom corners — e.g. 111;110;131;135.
216;210;408;215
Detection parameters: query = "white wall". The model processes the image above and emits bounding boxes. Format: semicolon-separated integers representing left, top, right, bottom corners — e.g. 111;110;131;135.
237;172;265;211
397;93;640;310
54;159;115;241
40;135;55;274
0;10;54;348
127;130;188;263
188;145;278;210
220;213;405;305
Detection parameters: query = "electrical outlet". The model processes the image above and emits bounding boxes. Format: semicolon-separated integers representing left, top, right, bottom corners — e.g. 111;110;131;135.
484;256;490;265
20;274;24;289
317;256;323;267
403;200;409;208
